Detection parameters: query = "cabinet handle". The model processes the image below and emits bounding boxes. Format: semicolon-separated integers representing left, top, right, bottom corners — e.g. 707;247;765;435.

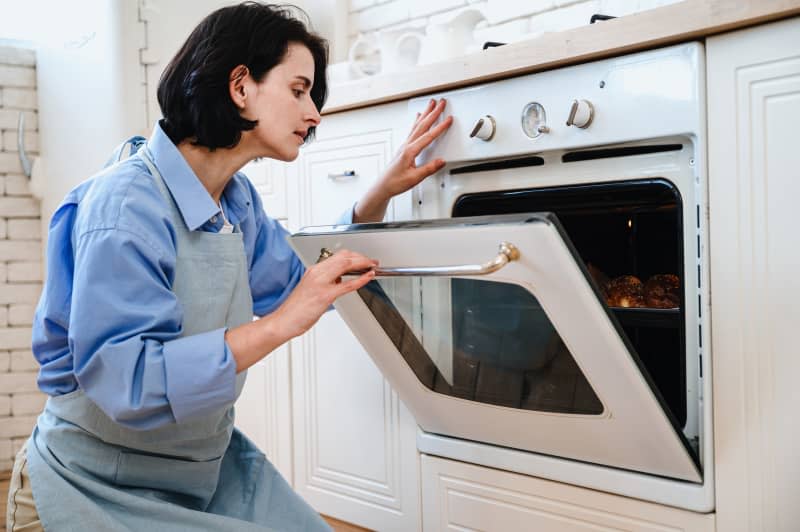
327;170;358;181
318;242;520;277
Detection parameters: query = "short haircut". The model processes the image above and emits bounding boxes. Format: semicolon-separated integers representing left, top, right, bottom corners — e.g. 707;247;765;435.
157;2;328;150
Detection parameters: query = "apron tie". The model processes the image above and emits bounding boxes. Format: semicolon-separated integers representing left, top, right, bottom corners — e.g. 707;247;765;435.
104;135;147;168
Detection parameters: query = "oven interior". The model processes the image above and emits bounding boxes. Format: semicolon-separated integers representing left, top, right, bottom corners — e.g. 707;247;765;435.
449;178;687;429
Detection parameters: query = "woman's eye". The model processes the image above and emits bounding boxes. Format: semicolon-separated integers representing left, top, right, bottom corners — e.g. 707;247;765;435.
293;89;304;98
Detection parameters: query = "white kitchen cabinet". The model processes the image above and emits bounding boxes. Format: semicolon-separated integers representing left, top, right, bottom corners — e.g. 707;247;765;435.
421;455;714;532
707;15;800;532
235;218;294;484
234;343;294;483
241;158;290;220
287;102;422;531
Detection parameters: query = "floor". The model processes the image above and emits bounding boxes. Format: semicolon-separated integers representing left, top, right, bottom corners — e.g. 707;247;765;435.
323;515;373;531
1;469;369;532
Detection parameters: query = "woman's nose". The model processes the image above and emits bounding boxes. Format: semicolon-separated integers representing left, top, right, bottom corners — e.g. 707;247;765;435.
306;100;321;126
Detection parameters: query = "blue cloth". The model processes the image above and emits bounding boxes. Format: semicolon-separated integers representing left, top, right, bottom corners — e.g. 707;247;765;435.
25;146;331;531
31;121;353;430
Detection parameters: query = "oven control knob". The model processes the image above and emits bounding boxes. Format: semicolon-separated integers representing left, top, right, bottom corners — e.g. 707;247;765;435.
566;99;594;128
469;115;496;141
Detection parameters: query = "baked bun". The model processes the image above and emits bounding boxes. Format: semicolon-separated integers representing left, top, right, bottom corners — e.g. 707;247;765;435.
605;275;645;308
586;262;610;298
643;274;680;309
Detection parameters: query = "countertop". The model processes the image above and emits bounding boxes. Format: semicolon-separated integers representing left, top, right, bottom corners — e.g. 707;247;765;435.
324;0;800;114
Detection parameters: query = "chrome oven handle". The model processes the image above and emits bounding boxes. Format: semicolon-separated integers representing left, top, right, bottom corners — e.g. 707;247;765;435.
317;242;520;277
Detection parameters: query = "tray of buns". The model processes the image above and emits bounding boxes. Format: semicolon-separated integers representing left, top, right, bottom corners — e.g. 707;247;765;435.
586;265;682;328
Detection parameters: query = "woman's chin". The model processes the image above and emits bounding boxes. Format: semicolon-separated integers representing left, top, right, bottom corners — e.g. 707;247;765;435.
271;147;300;162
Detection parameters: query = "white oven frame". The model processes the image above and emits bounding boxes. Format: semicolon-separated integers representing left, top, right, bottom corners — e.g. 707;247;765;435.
402;43;714;512
409;138;714;512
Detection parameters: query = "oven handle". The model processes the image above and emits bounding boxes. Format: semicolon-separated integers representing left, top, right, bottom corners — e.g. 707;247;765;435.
317;242;520;277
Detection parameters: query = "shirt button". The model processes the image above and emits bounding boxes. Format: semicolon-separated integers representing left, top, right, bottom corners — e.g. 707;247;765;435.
210;216;218;223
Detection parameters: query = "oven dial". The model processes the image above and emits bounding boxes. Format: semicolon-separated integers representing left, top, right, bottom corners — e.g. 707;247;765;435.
469;115;496;141
521;102;548;138
566;99;594;128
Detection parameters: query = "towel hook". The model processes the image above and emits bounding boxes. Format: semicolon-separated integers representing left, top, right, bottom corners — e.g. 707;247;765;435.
17;112;32;178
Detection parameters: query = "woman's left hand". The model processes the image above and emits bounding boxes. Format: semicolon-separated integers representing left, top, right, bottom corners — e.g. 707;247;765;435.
353;98;453;223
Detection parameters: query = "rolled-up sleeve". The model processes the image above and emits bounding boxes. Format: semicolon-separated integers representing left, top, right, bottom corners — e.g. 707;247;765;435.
69;227;237;429
247;194;358;318
247;191;305;317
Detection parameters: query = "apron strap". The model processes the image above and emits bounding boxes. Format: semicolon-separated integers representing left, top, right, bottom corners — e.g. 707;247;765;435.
104;135;147;168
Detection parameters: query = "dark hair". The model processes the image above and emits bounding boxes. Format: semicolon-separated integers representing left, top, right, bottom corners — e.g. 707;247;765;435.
157;2;328;150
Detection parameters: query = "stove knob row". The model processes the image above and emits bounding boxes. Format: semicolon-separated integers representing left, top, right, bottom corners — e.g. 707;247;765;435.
468;99;595;142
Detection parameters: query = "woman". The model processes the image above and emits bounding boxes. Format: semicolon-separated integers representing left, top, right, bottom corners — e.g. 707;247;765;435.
5;3;452;530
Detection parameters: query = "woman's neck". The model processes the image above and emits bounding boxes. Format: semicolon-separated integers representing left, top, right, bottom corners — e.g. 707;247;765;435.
176;141;251;203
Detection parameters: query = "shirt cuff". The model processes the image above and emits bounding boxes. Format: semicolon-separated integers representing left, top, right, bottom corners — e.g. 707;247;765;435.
163;327;237;423
335;203;356;225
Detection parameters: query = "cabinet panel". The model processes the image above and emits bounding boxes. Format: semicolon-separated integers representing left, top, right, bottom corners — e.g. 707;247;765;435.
292;315;414;507
289;101;422;532
241;158;289;220
707;15;800;532
421;455;714;532
235;344;293;483
296;130;395;225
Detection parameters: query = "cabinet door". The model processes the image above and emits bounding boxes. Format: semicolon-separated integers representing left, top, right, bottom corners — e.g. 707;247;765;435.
234;344;293;483
707;15;800;532
241;158;289;220
421;455;714;532
288;103;422;531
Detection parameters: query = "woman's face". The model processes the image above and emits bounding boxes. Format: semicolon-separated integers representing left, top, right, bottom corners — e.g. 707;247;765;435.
240;42;322;161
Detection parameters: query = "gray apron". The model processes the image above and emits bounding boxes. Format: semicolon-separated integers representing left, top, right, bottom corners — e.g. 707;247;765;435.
25;148;330;531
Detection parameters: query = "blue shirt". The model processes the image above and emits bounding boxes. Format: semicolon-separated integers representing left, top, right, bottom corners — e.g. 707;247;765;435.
32;122;352;430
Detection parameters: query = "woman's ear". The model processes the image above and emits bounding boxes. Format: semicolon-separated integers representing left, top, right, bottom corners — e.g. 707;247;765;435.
229;65;250;110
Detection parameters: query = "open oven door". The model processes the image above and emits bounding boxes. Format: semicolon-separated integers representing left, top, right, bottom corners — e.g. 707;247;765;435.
289;213;701;483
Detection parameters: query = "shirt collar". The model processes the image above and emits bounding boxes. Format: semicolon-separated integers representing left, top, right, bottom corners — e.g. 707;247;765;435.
145;122;250;231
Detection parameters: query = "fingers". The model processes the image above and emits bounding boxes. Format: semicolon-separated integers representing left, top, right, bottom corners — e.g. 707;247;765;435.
408;114;454;157
410;158;447;182
409;100;435;133
316;250;377;279
335;269;376;297
409;99;447;143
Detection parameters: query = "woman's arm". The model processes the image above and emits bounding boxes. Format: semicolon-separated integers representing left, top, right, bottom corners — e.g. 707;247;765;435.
226;249;376;372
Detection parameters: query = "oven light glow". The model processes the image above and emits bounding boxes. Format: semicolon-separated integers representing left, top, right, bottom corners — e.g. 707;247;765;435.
627;219;632;229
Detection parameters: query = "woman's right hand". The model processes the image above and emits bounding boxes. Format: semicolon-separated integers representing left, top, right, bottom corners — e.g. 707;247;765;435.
273;250;378;338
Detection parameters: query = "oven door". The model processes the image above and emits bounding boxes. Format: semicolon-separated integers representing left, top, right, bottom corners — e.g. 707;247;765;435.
289;213;701;483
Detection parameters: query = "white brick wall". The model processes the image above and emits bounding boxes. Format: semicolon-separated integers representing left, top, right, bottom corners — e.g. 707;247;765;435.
347;0;684;59
0;45;42;473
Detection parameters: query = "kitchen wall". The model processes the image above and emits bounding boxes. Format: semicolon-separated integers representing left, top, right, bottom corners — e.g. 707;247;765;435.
0;45;43;472
348;0;684;51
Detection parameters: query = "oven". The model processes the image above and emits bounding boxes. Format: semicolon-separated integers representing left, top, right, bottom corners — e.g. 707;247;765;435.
290;42;713;512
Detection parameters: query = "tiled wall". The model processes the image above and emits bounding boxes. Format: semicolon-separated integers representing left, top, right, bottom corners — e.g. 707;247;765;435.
0;46;43;472
348;0;683;52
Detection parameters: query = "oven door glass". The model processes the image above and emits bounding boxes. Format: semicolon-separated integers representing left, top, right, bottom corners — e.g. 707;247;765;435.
289;213;701;483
